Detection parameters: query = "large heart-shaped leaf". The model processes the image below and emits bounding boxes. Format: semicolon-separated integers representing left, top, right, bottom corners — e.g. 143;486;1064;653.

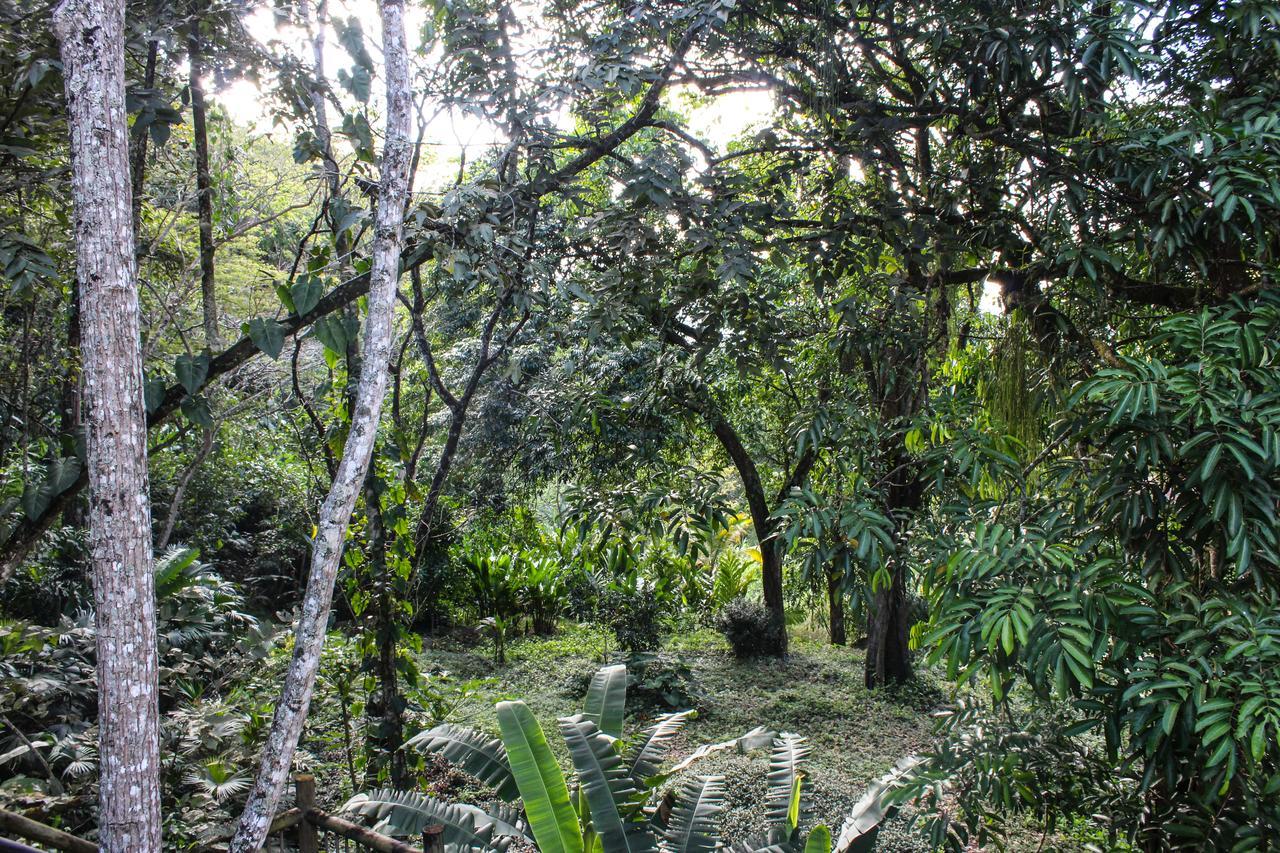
247;318;285;360
290;276;323;316
174;353;210;395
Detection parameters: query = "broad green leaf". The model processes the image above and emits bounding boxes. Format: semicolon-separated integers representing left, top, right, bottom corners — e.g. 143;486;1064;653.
342;789;527;846
247;318;285;360
497;701;582;853
144;374;166;414
583;664;627;739
290;276;323;316
804;824;831;853
559;715;655;853
404;723;518;800
174;352;210;395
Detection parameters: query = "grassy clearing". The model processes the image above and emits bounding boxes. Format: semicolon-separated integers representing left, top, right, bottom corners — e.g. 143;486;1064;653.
415;623;940;849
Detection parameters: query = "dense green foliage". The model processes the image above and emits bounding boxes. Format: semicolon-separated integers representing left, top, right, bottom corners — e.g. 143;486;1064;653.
1;0;1279;848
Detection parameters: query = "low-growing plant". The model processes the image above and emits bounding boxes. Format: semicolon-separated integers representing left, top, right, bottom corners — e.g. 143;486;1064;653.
599;579;667;656
0;547;275;843
715;597;784;659
343;663;904;852
624;652;701;711
462;548;577;661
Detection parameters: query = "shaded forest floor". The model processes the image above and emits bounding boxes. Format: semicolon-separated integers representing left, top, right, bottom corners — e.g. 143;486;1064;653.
416;623;940;850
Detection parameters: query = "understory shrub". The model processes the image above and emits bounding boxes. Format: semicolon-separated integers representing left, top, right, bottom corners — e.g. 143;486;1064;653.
624;651;701;710
715;597;783;659
599;579;666;654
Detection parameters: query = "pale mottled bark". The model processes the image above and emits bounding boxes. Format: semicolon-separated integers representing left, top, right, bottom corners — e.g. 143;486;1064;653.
53;0;162;848
229;0;413;845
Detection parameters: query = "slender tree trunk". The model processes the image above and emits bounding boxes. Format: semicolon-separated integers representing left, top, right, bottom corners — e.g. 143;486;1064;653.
188;26;219;348
156;427;214;550
826;566;846;646
129;38;158;240
406;273;525;570
361;469;406;788
229;0;412;845
411;398;466;550
54;0;162;847
58;287;84;526
708;417;788;656
864;444;922;687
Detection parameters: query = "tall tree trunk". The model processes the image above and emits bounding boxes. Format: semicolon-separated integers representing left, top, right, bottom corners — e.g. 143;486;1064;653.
53;0;162;848
407;272;526;573
129;38;157;240
826;566;846;646
864;435;923;687
58;287;84;526
188;26;218;348
346;264;405;788
361;461;406;788
708;417;788;656
229;0;412;845
864;563;912;686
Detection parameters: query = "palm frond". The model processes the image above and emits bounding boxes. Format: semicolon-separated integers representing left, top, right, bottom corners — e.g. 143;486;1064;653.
766;733;810;829
832;755;921;853
668;725;775;776
626;710;696;783
559;714;657;853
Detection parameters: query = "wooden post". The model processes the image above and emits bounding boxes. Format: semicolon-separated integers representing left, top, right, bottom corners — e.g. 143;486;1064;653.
294;773;319;853
422;825;443;852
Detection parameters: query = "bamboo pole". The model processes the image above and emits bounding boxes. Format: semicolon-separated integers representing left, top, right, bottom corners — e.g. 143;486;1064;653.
0;809;97;853
305;810;424;853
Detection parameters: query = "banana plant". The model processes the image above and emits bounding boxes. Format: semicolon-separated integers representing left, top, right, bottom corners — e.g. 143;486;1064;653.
832;755;922;853
346;664;840;853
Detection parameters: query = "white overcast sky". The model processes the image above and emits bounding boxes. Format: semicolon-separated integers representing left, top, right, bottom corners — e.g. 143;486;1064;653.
215;0;776;191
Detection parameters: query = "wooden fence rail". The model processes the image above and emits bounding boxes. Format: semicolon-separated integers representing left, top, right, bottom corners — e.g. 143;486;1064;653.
0;775;440;853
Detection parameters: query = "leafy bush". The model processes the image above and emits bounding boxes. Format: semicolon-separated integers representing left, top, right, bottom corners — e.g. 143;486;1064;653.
624;652;701;710
460;548;579;662
715;597;784;659
0;526;92;620
708;548;759;610
151;427;312;607
914;295;1280;849
599;579;666;655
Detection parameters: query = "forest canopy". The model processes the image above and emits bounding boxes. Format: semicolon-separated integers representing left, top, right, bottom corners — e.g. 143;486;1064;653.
1;0;1279;850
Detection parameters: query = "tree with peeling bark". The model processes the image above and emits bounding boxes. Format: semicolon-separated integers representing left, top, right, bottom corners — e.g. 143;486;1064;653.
52;0;162;847
227;0;412;845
